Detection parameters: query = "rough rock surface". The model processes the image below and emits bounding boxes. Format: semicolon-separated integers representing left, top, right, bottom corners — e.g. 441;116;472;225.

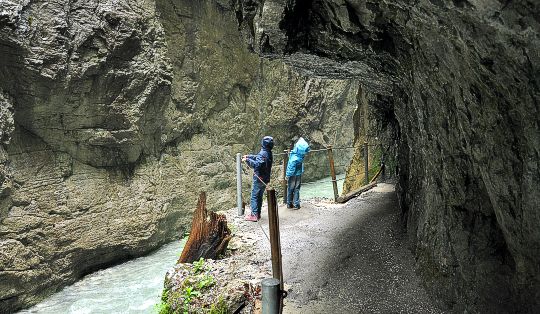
342;84;398;194
242;0;540;312
0;0;358;311
0;92;14;199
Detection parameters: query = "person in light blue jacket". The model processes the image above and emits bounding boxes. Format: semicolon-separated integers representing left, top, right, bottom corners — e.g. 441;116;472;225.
286;137;310;209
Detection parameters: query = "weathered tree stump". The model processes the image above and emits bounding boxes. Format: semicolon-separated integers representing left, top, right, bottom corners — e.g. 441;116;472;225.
178;192;232;263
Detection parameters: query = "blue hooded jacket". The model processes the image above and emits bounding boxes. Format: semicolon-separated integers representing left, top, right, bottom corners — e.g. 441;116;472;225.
286;137;310;177
246;136;274;183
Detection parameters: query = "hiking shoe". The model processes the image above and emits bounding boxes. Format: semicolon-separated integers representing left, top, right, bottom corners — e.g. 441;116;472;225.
294;204;300;209
244;214;258;222
287;203;293;209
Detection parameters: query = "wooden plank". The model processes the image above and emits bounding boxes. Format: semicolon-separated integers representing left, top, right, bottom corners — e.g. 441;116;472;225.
370;164;384;184
336;182;377;204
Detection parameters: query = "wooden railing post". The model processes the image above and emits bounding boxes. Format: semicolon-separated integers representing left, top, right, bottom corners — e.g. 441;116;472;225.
364;142;369;185
381;147;386;181
236;153;243;216
282;149;289;204
327;145;339;202
267;188;283;312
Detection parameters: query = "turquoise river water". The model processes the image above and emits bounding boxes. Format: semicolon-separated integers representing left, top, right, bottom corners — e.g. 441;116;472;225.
18;175;344;314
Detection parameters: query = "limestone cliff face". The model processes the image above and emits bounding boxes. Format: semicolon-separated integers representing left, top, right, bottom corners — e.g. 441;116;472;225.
0;0;357;311
242;0;540;312
0;92;14;199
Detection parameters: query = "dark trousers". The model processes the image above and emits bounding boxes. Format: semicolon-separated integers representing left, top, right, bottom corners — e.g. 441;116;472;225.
250;178;266;215
287;175;302;207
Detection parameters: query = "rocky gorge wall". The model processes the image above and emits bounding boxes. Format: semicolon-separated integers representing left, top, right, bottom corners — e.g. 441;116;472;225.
0;0;358;311
240;0;539;312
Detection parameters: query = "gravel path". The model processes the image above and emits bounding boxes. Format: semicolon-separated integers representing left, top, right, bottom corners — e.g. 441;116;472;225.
248;183;443;313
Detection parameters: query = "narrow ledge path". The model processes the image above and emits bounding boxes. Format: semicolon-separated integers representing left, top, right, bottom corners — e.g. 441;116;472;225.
243;183;444;313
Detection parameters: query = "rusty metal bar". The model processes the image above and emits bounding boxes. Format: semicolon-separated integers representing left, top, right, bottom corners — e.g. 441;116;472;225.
267;188;284;313
327;145;339;202
364;142;369;186
262;278;280;314
308;148;329;152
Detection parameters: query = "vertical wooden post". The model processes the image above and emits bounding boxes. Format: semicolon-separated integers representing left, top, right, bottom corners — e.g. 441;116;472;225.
267;188;283;313
236;153;243;216
327;145;339;202
282;149;289;204
381;146;386;181
364;142;369;185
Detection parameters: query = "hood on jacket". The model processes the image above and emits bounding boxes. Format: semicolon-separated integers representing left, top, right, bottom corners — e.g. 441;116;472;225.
262;136;274;150
292;137;310;157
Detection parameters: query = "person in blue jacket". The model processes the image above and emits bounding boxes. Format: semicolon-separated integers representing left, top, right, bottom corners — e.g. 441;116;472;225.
286;137;310;209
242;136;274;221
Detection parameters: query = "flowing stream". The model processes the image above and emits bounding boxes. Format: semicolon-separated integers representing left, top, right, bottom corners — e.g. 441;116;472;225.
18;242;185;314
18;176;343;314
300;173;345;199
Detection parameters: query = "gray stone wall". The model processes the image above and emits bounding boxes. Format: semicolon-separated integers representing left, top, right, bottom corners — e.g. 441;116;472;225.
243;0;540;312
0;0;357;311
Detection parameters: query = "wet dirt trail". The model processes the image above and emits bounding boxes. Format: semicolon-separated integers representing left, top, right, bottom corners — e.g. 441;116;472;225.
254;183;444;313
